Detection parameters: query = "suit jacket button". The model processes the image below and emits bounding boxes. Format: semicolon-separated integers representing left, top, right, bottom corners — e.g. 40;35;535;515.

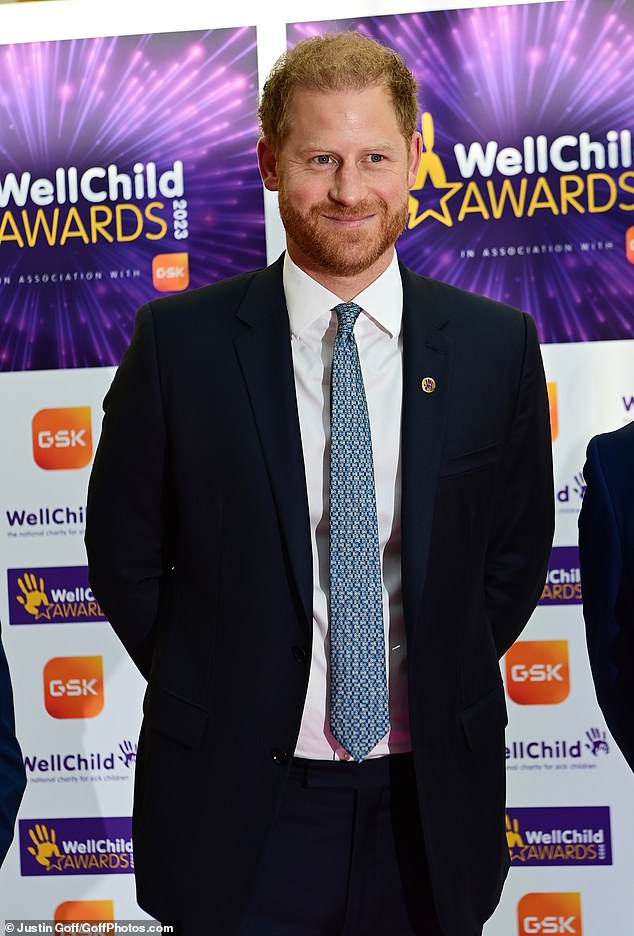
271;748;289;765
292;646;308;664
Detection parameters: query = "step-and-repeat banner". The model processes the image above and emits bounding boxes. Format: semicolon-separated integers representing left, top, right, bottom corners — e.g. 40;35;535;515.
1;0;633;931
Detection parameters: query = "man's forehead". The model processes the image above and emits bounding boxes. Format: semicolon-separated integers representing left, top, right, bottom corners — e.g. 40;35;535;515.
287;82;391;109
283;84;400;136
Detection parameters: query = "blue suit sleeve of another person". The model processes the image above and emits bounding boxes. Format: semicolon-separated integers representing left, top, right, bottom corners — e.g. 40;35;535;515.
579;426;634;772
0;626;26;866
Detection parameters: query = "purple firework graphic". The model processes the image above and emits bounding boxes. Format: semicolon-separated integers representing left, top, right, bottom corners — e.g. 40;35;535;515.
0;28;265;371
289;0;634;343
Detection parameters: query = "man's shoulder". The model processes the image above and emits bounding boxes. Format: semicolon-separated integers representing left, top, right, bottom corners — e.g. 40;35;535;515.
589;420;634;464
582;423;634;520
145;262;276;322
400;262;527;323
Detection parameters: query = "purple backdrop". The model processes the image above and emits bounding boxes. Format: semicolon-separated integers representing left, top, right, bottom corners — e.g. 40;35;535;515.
0;27;265;371
290;0;634;343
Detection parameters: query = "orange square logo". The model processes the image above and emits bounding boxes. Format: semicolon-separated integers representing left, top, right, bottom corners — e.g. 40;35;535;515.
55;900;115;922
43;656;104;719
152;252;189;291
505;640;570;705
627;226;634;265
518;892;582;934
32;406;92;470
547;382;558;443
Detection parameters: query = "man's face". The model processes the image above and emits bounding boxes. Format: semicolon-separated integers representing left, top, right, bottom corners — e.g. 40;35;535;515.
258;84;421;284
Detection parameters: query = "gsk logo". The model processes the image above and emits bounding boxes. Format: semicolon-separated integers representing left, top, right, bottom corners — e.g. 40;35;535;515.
55;899;114;922
547;382;558;442
505;640;570;705
627;225;634;264
518;892;582;934
43;656;104;719
152;251;189;291
32;407;92;470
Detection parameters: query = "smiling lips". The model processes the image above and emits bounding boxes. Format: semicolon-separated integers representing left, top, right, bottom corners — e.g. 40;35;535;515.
319;200;383;226
324;212;375;226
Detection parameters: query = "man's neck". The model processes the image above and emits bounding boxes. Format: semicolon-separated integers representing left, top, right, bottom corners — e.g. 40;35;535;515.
285;245;396;301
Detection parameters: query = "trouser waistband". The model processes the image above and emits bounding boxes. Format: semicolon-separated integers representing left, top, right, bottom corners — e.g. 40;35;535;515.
290;753;414;789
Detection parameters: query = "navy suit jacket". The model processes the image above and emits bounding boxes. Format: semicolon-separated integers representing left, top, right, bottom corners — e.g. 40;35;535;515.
579;421;634;772
0;624;25;866
85;256;554;935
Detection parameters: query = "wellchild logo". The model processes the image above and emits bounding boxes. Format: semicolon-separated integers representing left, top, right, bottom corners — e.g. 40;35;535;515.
518;893;582;935
506;806;612;867
43;656;104;719
24;739;138;785
8;566;105;624
505;640;570;705
32;406;92;470
118;739;138;768
0;161;183;208
539;547;581;605
406;111;634;230
5;504;86;538
408;112;463;228
556;471;586;515
19;817;133;875
506;727;610;773
0;160;184;249
622;393;634;417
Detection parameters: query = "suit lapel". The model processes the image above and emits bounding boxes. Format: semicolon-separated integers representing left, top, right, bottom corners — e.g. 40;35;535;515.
400;264;453;643
230;258;453;641
233;258;313;631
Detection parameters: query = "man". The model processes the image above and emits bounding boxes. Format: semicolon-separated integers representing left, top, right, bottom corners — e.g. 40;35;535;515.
85;31;554;936
0;624;26;867
579;422;634;773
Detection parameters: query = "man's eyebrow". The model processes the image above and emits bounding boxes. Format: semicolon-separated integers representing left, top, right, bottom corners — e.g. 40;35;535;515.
298;140;399;153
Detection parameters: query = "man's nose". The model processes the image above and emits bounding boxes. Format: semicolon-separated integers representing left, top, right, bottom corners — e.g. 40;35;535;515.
329;163;366;205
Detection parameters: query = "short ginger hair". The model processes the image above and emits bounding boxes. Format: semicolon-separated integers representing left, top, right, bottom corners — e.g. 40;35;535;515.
258;31;420;154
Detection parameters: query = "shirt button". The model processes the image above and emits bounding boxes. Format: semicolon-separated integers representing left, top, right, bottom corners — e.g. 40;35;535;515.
292;646;309;664
271;748;289;765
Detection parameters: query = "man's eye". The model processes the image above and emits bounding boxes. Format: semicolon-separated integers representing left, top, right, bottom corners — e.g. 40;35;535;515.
368;154;384;163
314;155;332;165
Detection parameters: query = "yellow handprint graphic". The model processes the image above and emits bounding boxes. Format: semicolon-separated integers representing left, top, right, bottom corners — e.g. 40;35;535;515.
28;823;63;870
17;572;51;619
505;814;525;848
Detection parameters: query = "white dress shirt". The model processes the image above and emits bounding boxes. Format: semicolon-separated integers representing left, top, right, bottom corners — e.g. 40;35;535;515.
285;251;411;761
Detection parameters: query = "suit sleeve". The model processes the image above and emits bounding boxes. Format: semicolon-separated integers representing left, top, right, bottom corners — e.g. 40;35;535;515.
0;627;25;867
486;313;554;658
578;436;634;771
85;305;167;678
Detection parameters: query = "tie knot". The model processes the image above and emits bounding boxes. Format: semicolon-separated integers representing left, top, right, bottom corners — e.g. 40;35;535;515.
333;302;362;336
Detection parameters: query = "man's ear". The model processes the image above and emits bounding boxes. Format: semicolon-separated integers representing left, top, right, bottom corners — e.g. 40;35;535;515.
408;131;423;189
257;138;280;191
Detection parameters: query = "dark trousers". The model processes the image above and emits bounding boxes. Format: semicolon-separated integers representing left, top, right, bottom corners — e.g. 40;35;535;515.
238;753;443;936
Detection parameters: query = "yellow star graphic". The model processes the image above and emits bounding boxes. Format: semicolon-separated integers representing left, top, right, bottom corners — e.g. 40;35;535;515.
35;603;53;621
46;852;65;872
408;183;463;229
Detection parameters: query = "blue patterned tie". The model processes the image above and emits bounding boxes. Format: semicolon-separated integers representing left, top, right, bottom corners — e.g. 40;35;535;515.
329;301;390;762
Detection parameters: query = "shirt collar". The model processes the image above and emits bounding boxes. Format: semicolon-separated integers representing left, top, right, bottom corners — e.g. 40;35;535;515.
283;251;403;339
